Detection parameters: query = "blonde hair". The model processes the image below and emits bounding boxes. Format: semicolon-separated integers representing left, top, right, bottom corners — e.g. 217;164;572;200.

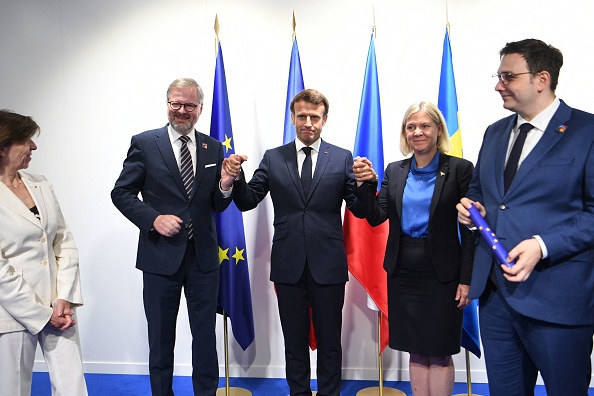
399;101;452;156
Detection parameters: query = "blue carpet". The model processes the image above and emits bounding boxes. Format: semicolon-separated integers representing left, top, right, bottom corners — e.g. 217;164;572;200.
31;372;594;395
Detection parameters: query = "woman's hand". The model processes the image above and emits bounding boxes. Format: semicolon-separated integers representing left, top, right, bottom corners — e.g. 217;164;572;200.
353;156;378;186
48;299;76;331
455;284;471;309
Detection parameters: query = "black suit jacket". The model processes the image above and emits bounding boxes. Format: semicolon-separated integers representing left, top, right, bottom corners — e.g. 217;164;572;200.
111;125;231;275
355;154;476;284
233;139;365;285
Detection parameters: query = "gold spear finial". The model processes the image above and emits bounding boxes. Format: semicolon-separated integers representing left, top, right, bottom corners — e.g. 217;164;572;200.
445;0;450;33
292;11;296;41
373;5;377;39
214;14;220;55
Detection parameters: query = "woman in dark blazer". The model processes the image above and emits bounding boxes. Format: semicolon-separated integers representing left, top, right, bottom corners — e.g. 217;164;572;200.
353;101;476;396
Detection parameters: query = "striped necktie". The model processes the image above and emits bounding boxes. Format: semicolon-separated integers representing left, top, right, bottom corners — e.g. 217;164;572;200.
179;135;194;239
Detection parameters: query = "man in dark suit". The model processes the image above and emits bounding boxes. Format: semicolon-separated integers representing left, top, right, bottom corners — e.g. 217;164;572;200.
457;39;594;396
225;89;364;396
111;78;237;396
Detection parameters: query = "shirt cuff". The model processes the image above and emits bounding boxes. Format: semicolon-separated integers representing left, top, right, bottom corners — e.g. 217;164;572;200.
532;235;548;259
219;180;233;197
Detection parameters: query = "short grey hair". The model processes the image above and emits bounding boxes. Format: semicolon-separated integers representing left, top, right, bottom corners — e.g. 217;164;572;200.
166;78;204;104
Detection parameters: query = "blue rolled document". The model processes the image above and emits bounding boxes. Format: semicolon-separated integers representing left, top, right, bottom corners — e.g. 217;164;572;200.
467;203;514;267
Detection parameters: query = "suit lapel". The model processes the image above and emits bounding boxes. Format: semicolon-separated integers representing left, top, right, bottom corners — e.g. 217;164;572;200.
309;140;331;200
154;126;186;194
0;174;44;230
429;154;449;221
192;131;209;199
496;116;517;197
395;158;411;220
505;103;570;195
24;176;48;230
282;142;303;198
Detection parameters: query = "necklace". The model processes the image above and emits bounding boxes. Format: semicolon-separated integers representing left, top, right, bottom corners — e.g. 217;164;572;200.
2;177;22;189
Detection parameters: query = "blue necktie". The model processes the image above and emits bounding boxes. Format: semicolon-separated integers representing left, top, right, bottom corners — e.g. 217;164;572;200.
179;135;194;239
504;123;533;192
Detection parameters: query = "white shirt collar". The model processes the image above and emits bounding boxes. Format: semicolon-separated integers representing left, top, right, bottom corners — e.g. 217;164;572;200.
295;138;322;154
516;97;561;132
168;124;195;145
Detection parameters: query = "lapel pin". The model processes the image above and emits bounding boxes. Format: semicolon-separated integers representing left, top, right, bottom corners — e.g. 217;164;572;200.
440;171;445;176
202;143;208;149
557;125;567;133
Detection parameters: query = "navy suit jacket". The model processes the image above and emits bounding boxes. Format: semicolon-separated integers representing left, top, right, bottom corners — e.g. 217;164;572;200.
467;100;594;326
232;139;365;285
355;154;476;284
111;125;231;275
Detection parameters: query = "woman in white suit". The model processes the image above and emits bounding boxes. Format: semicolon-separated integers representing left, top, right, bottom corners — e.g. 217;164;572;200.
0;110;87;396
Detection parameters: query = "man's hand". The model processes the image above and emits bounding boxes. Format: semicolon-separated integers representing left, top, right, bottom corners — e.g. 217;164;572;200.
221;154;248;190
456;197;486;227
502;238;543;282
353;156;377;187
153;214;183;237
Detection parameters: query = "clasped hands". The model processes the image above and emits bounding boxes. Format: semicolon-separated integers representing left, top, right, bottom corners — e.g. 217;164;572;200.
221;154;248;189
353;156;378;187
457;197;543;283
48;299;76;331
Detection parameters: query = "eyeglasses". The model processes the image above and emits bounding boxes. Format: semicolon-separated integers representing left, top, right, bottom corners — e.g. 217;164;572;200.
168;101;199;112
492;72;533;85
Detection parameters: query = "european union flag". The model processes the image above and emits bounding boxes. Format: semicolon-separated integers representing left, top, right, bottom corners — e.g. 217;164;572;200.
438;26;481;359
210;42;255;350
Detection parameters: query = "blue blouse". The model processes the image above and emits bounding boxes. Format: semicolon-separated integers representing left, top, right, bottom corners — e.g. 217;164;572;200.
401;152;440;238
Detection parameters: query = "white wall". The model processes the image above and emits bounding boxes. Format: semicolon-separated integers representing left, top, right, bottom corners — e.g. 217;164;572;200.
1;0;593;384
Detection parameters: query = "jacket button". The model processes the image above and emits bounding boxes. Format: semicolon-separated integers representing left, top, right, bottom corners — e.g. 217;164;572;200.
41;260;48;265
499;204;506;210
40;237;46;243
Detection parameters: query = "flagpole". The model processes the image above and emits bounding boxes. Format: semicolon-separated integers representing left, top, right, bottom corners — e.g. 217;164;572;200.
438;8;483;394
452;349;481;396
357;312;405;396
216;312;252;396
212;15;253;396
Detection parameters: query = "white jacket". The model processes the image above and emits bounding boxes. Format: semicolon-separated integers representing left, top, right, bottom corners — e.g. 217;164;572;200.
0;171;82;334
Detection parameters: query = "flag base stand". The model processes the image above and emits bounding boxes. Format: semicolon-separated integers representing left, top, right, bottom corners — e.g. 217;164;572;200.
217;388;251;396
357;387;405;396
357;312;406;396
217;312;252;396
452;349;482;396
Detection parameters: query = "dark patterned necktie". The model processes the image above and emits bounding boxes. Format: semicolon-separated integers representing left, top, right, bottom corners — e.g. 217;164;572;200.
301;147;313;197
179;135;194;239
504;123;533;192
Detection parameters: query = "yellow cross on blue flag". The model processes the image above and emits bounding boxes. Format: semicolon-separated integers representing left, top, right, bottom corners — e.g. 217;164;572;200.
438;27;481;358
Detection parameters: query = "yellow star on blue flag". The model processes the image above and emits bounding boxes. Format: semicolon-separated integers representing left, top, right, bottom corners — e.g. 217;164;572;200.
210;41;254;351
